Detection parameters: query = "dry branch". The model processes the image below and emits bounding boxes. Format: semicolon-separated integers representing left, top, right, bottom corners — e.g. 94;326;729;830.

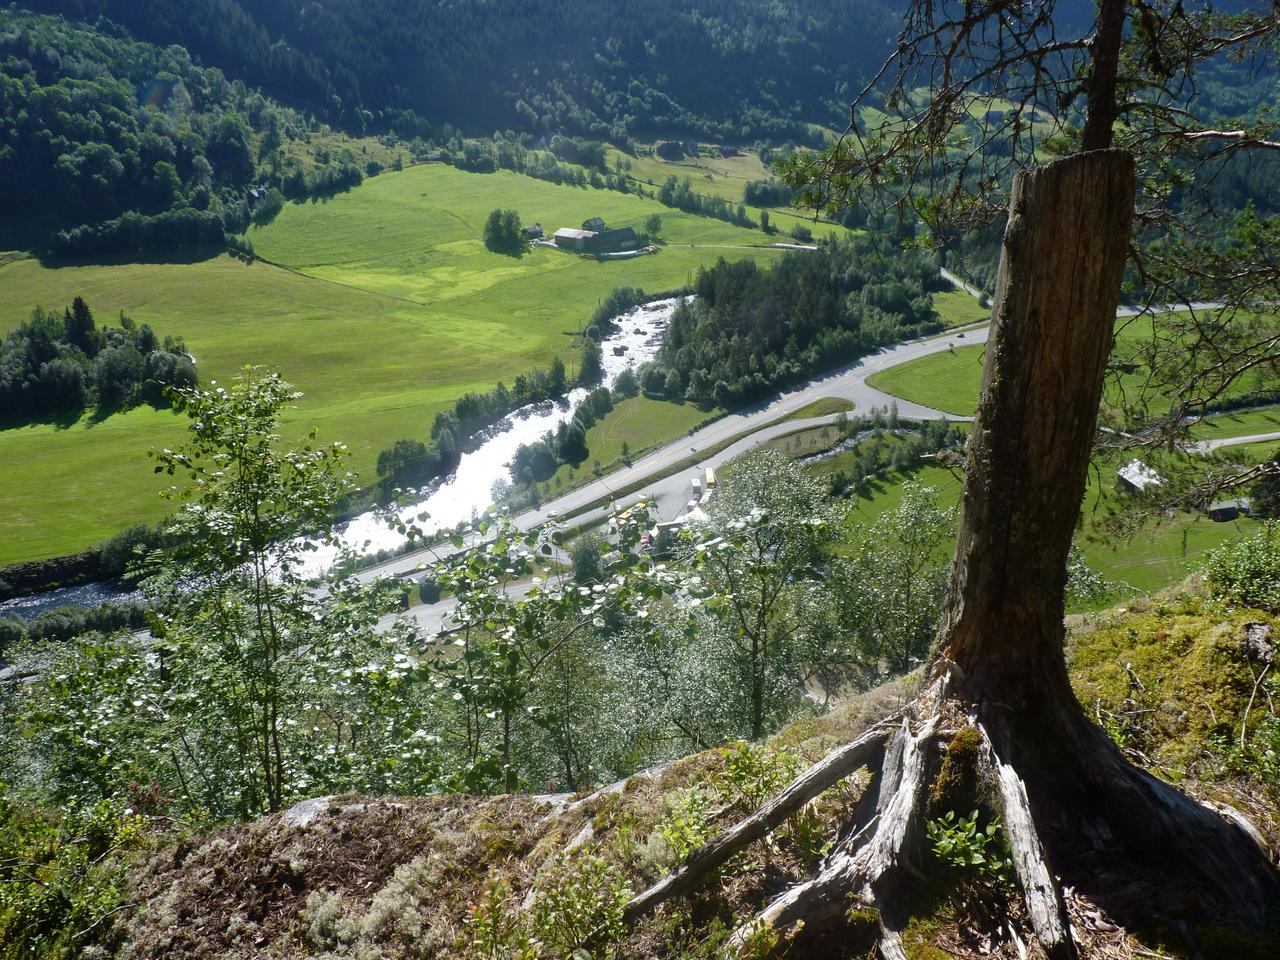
621;721;893;924
730;716;939;947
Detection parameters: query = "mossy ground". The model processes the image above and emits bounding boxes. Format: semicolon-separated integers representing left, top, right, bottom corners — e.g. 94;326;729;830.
98;594;1278;959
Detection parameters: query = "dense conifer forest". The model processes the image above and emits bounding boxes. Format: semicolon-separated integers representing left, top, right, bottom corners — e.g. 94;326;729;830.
22;0;899;140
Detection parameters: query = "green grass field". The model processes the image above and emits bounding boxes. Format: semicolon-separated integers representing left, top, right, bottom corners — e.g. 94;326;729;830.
547;396;717;491
609;145;851;240
1190;407;1280;440
870;312;1280;418
838;460;1259;598
784;397;856;420
867;342;987;416
0;163;788;566
933;288;990;328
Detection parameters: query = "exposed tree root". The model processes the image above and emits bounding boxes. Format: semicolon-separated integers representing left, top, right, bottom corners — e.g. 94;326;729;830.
977;722;1072;960
624;685;1278;960
621;720;895;924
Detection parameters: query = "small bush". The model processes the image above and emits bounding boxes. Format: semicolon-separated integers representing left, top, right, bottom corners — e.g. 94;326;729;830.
1202;523;1280;612
925;809;1013;884
0;798;145;958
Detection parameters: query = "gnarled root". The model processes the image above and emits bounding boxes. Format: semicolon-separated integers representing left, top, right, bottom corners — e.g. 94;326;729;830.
707;702;1277;959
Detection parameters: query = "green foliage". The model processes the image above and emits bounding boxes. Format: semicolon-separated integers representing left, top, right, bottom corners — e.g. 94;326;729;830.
831;481;955;683
0;797;144;959
0;9;310;251
657;236;944;409
462;855;630;960
1202;523;1280;612
529;854;632;956
483;209;523;255
463;877;536;960
0;299;195;421
657;788;716;862
713;741;800;812
1065;543;1116;609
925;810;1013;884
20;0;901;146
8;369;432;817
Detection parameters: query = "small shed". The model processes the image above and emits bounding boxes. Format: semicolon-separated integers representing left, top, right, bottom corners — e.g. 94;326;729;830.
553;227;595;252
522;222;544;239
582;217;607;232
247;187;268;205
1206;498;1251;522
1117;459;1163;494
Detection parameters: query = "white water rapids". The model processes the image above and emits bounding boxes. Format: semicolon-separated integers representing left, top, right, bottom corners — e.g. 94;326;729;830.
301;296;681;574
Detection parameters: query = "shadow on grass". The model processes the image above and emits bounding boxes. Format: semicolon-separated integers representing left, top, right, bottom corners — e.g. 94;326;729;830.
33;244;227;269
0;398;185;434
0;408;82;433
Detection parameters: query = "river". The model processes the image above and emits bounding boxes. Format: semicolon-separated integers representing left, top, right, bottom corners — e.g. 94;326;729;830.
303;296;679;573
0;297;680;618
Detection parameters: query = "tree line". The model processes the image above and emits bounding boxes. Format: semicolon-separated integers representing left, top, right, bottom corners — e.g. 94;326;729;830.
0;297;196;419
0;9;375;256
642;236;947;409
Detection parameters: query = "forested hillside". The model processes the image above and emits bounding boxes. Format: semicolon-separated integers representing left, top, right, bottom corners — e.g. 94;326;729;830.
21;0;899;141
0;9;387;253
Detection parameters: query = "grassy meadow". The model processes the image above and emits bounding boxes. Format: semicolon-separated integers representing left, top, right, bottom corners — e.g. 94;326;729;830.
932;288;991;328
609;145;852;240
838;460;1260;599
543;396;718;494
868;312;1280;418
0;163;790;565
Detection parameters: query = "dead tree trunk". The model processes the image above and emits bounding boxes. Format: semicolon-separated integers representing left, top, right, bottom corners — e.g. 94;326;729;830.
933;148;1134;706
929;149;1277;922
626;151;1279;957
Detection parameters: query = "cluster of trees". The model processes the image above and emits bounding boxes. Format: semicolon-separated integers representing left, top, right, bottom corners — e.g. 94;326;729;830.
429;131;644;199
482;209;524;254
642;236;945;408
0;600;147;658
658;176;754;227
742;179;794;208
24;0;901;144
375;358;569;497
280;161;364;200
511;387;616;483
822;414;968;496
0;10;378;255
0;298;195;419
2;375;958;815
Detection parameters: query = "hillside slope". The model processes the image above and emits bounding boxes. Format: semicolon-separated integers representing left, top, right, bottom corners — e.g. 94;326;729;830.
87;587;1280;959
19;0;899;140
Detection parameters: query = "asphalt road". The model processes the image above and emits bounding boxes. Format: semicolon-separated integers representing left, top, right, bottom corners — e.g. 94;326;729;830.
360;293;1238;586
360;323;990;582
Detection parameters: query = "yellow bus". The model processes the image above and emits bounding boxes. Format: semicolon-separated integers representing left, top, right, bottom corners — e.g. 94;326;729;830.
704;467;718;490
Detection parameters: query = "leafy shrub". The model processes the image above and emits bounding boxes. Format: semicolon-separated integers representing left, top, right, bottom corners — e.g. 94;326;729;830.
529;854;631;955
655;787;715;863
0;797;144;958
925;810;1013;883
1202;523;1280;611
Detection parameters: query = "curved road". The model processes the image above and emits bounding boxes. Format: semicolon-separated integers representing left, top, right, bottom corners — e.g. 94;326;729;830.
361;323;990;582
363;292;1240;586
